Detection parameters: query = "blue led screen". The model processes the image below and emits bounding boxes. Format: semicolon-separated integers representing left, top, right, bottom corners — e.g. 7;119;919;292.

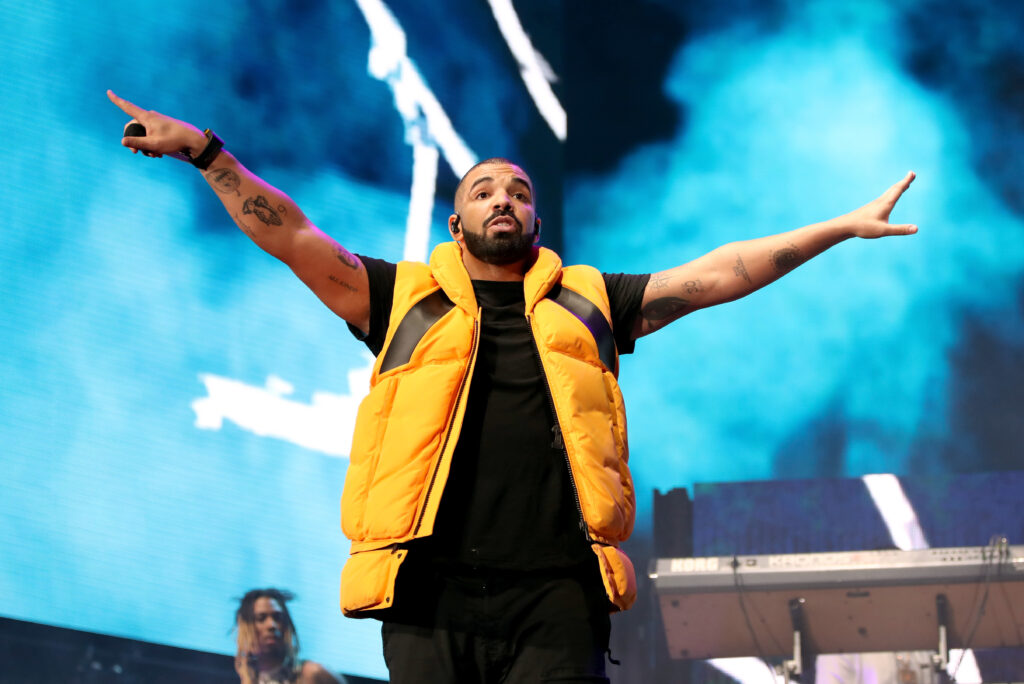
562;0;1024;519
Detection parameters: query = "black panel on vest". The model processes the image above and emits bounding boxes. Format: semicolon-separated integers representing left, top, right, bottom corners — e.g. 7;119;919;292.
546;285;618;373
379;289;455;373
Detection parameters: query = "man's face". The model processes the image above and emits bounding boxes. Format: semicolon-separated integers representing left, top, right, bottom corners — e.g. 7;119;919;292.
252;596;286;656
454;162;538;265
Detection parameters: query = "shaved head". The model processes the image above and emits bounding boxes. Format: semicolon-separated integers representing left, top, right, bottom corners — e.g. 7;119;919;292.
455;157;534;211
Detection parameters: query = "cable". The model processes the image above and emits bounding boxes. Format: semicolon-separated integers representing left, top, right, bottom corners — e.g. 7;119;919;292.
730;555;786;683
951;535;1003;679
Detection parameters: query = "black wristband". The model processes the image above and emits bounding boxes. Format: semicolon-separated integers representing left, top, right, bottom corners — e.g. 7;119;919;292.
191;129;224;170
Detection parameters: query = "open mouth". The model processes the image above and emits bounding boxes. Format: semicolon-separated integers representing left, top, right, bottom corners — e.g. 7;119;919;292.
487;215;519;231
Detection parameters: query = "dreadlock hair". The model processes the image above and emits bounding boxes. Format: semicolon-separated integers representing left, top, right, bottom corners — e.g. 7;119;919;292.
234;588;301;675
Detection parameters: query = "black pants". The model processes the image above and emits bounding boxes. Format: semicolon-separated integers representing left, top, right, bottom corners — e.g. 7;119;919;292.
381;559;612;683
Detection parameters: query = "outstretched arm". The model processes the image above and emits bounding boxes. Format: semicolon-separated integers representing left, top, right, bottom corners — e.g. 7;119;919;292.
633;172;918;338
107;90;372;333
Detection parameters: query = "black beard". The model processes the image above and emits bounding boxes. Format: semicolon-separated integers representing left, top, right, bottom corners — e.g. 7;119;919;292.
461;226;535;265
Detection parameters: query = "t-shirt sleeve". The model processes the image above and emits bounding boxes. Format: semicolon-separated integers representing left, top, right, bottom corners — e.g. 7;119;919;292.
602;272;651;355
347;255;397;356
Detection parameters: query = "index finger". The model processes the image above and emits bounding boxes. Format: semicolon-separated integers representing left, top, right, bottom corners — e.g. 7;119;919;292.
106;89;146;118
885;170;916;203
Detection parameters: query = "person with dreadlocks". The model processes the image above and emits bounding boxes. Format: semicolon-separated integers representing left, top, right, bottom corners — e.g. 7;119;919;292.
234;588;343;684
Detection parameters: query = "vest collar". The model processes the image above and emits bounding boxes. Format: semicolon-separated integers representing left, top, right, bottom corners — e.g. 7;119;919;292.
429;242;563;314
429;242;477;313
523;246;563;311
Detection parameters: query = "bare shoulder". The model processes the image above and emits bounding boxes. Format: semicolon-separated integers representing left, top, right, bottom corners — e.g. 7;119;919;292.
299;660;343;684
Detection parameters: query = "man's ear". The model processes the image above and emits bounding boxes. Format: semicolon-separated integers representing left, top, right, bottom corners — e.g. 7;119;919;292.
449;214;461;238
533;217;541;244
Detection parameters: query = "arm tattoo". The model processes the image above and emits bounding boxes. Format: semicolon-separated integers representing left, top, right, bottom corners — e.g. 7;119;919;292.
334;246;359;270
231;212;258;239
328;274;358;293
242;195;283;226
771;245;804;274
206;167;241;195
683;279;703;294
650;273;671;290
642;296;690;322
733;255;751;284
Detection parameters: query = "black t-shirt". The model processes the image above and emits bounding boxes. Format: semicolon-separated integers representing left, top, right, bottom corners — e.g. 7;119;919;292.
350;255;649;570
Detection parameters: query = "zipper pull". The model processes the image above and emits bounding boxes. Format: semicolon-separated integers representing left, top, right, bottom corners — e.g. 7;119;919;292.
551;423;563;450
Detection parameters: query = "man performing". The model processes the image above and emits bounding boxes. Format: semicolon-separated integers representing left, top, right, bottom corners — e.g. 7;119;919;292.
234;588;342;684
109;90;918;684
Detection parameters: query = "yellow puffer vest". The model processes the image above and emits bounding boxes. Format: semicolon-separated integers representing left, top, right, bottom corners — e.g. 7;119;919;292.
340;242;637;616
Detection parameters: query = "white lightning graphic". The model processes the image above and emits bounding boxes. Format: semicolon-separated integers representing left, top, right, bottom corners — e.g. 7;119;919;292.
352;0;478;261
486;0;566;141
191;355;374;458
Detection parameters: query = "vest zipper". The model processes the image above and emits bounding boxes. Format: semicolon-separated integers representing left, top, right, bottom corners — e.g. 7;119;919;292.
528;313;592;542
412;314;480;535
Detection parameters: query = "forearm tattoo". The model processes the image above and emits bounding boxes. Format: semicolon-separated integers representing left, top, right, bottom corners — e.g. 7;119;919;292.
683;279;703;294
642;296;690;322
242;195;284;226
328;274;358;292
231;212;258;240
771;244;804;274
334;246;359;270
206;167;241;195
650;273;670;290
733;255;751;284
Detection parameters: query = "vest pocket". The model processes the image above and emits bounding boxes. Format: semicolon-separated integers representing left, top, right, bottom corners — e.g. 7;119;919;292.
363;361;467;540
601;371;627;463
591;543;637;611
340;545;407;616
600;371;635;538
342;379;399;540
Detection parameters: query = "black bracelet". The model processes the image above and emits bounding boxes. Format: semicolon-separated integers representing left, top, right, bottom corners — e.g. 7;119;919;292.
191;129;225;170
